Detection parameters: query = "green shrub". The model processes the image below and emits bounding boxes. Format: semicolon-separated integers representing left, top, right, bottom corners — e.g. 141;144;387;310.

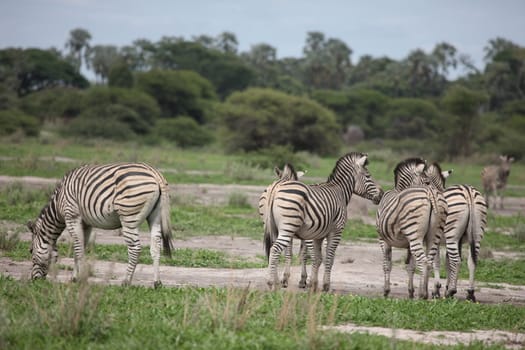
66;111;135;140
154;117;214;147
0;109;39;136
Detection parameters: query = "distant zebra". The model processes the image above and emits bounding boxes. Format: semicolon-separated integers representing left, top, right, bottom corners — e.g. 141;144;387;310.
426;163;487;302
258;164;311;288
28;162;174;287
481;155;514;209
376;158;447;299
264;152;383;291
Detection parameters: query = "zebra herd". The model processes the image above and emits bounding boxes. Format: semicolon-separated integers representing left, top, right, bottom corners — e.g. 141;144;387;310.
28;153;512;301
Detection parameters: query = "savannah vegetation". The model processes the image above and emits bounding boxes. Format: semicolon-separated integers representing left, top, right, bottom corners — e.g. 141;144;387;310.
1;28;525;349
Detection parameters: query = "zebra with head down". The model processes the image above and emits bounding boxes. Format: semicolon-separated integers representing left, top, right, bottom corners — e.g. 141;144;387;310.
28;162;174;287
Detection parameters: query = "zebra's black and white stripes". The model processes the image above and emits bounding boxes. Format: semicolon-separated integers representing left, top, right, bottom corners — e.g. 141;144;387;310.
425;163;487;301
28;162;174;287
376;158;447;299
263;152;383;291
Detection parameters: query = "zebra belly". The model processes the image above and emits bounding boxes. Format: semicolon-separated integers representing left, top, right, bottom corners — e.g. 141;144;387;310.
80;210;122;230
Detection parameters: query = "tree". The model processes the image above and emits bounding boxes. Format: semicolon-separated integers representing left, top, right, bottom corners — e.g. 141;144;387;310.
0;48;89;96
302;32;352;89
108;60;134;88
219;88;341;155
215;31;238;54
383;98;441;140
136;69;217;122
65;28;92;73
441;85;488;157
241;43;278;87
85;45;120;83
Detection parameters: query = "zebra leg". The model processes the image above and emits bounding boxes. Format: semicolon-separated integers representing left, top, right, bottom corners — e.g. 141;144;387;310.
281;240;293;288
411;243;429;300
466;245;477;302
298;240;309;288
380;240;392;298
322;233;341;292
66;216;88;283
428;232;443;299
445;241;460;298
406;251;416;299
148;214;163;289
122;226;142;286
308;239;323;292
267;234;290;291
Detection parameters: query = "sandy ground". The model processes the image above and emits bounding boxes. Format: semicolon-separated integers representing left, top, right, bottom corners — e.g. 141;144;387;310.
1;175;525;348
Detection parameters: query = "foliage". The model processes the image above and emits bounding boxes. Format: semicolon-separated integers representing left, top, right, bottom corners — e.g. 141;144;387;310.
219;88;341;156
0;108;40;136
136;69;217;122
108;60;134;88
20;87;85;121
0;48;89;96
383;98;441;140
154;116;214;147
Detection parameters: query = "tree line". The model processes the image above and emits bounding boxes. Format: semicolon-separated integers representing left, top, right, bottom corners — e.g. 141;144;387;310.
0;28;524;161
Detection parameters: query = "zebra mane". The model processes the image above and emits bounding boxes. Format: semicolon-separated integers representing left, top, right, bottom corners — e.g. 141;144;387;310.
393;157;426;185
428;162;447;185
327;152;367;182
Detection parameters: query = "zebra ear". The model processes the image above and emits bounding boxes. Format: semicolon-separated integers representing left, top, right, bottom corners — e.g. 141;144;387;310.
274;167;283;178
442;169;453;178
508;156;515;163
415;163;425;174
27;220;34;233
357;155;368;167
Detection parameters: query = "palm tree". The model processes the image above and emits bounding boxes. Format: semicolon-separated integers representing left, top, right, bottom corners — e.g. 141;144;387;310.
65;28;92;73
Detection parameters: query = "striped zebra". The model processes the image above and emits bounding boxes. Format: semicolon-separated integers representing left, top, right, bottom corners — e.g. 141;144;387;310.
426;162;488;302
259;164;311;288
481;155;514;209
376;158;447;299
28;162;174;288
264;152;383;292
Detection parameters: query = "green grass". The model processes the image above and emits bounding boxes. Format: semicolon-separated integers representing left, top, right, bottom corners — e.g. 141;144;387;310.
2;241;265;269
457;258;525;285
1;138;524;191
1;275;523;349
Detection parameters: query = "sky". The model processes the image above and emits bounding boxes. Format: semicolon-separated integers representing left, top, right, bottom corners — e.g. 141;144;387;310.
1;0;524;75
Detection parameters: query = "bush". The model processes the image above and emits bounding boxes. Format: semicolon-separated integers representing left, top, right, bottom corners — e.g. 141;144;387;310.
0;109;39;136
108;61;134;88
154;116;214;147
66;109;135;140
219;88;341;156
20;87;85;121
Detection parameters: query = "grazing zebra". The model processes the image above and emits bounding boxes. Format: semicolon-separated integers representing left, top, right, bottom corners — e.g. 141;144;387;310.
376;158;447;299
258;164;311;288
264;152;383;292
481;155;514;209
28;162;174;288
426;162;488;302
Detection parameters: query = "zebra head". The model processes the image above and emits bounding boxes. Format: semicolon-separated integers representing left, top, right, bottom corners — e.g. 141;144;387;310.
425;162;452;191
393;157;428;191
333;152;383;204
27;219;54;280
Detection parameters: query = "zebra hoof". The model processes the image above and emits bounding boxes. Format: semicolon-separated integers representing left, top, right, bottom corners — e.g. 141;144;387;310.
280;279;289;288
408;289;415;299
153;280;163;289
121;280;131;287
466;289;476;302
322;283;330;292
383;289;390;298
298;279;307;289
445;289;457;298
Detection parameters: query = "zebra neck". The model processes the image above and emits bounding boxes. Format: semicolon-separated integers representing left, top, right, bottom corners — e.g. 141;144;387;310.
36;197;65;240
327;172;355;204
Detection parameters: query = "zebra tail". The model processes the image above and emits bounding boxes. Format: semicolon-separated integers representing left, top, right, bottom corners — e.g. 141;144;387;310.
427;188;440;215
466;187;477;265
160;184;174;259
263;190;279;263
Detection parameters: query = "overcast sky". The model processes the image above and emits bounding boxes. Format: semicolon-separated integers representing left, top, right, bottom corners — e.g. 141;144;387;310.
2;0;524;73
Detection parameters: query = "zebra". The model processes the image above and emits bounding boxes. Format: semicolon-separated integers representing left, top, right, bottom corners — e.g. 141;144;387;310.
27;162;174;288
481;155;514;209
259;164;311;288
376;158;447;299
263;152;383;292
426;162;488;302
